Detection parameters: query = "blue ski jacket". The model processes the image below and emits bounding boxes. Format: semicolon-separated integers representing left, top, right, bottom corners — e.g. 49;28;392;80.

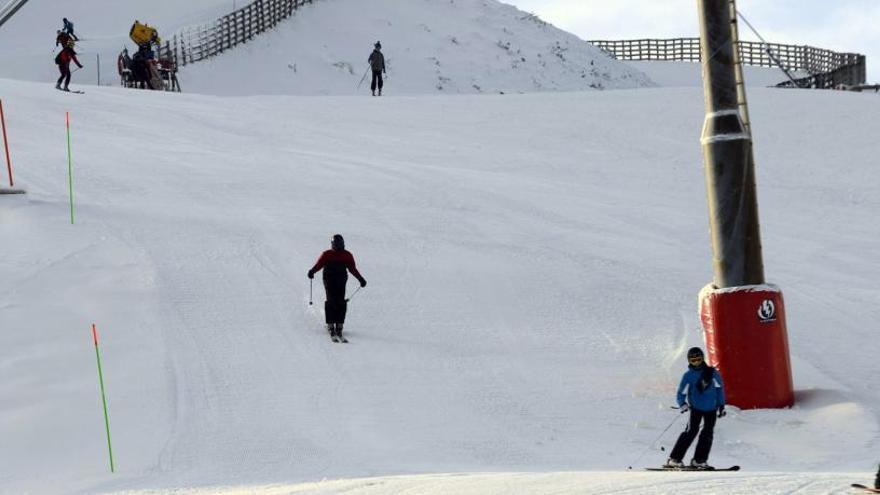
676;366;725;412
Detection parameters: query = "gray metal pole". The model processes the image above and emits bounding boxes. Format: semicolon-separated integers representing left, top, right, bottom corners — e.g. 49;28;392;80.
0;0;31;30
697;0;765;288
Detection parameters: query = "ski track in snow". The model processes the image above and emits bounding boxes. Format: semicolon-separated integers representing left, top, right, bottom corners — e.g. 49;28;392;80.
0;78;878;494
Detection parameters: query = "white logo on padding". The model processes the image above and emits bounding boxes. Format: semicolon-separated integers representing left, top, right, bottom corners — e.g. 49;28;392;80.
757;299;776;322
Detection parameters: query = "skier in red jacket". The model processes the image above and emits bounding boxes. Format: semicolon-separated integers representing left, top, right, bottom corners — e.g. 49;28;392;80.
308;234;366;340
55;40;83;91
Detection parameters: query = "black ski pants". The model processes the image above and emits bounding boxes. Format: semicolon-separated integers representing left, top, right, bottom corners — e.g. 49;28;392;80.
371;69;384;92
323;278;348;324
669;408;717;463
57;64;72;88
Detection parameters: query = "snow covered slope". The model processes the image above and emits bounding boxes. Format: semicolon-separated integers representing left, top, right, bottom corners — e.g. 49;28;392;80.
0;0;652;95
179;0;652;96
0;79;878;494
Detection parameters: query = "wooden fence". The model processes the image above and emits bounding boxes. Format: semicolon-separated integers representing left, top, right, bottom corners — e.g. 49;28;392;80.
158;0;313;68
590;38;866;88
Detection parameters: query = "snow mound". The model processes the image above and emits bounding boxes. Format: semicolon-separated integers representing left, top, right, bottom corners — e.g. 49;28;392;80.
180;0;654;96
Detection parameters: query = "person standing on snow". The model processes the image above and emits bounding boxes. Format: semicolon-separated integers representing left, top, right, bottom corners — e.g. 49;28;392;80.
665;347;726;469
62;18;79;41
368;41;386;96
55;40;83;92
308;235;367;340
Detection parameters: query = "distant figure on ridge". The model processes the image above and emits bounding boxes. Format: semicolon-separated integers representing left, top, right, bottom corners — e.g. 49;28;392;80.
665;347;726;470
875;463;879;489
368;41;386;96
55;40;83;92
308;235;367;342
62;18;79;41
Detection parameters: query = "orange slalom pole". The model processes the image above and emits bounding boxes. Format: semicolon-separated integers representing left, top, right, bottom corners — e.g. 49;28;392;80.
0;99;13;187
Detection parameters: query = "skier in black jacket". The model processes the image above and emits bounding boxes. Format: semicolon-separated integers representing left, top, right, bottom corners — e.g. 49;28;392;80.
368;41;385;96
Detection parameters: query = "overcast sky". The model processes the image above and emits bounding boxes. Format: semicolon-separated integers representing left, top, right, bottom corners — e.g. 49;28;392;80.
504;0;879;83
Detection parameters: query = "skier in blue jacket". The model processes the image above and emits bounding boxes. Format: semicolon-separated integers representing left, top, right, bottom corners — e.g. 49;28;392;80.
62;18;79;41
665;347;726;469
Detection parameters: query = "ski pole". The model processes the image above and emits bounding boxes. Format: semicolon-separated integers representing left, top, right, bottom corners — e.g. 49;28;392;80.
309;278;313;306
345;286;362;303
357;66;370;90
626;412;684;470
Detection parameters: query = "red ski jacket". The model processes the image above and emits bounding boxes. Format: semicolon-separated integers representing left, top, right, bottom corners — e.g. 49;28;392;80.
309;249;365;284
58;48;82;68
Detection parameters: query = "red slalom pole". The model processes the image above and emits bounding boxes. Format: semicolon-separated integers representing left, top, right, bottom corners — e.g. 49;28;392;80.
0;99;13;187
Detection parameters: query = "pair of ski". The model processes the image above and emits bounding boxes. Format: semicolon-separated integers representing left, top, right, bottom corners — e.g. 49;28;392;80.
56;87;84;94
852;484;880;493
645;465;740;472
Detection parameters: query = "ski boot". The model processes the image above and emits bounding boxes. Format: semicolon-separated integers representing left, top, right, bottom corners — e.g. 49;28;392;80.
664;458;684;469
690;460;712;470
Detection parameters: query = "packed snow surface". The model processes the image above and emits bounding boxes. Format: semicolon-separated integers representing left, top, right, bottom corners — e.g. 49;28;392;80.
0;78;878;494
179;0;652;95
0;0;652;95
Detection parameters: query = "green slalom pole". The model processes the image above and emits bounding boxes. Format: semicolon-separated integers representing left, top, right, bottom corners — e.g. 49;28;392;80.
66;111;74;224
92;324;115;473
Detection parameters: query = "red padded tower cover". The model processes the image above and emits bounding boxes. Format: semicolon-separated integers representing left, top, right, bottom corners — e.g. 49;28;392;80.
699;284;794;409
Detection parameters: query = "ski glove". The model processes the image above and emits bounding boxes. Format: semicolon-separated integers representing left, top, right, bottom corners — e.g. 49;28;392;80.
717;406;726;418
678;404;689;414
307;270;314;279
359;278;367;288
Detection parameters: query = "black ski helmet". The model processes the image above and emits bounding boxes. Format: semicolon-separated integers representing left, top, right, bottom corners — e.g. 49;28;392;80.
331;234;345;251
687;347;705;367
374;41;382;50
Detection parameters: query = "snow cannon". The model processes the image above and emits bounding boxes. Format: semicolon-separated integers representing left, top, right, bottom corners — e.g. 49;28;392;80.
130;20;161;46
699;284;794;409
696;0;794;409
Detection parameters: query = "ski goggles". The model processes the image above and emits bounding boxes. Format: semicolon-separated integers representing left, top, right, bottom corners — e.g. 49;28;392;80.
688;356;704;365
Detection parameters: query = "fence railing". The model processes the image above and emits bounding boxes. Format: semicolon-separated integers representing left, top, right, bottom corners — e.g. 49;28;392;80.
157;0;313;68
589;38;866;88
